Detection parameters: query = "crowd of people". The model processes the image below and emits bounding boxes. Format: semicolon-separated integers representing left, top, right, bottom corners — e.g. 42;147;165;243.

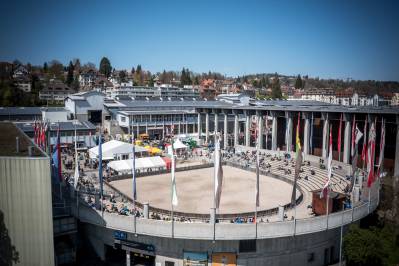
58;133;353;225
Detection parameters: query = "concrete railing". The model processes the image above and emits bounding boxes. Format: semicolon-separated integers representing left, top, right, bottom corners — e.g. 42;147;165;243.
72;194;378;240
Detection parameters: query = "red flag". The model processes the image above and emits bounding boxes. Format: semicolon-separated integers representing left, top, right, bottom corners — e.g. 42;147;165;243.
367;120;376;187
361;119;368;162
351;115;356;158
42;122;47;150
33;120;37;144
337;113;342;159
38;123;43;148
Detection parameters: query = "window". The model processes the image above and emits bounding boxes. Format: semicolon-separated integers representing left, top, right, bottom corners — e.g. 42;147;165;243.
239;239;256;253
121;116;126;122
165;262;174;266
307;253;314;262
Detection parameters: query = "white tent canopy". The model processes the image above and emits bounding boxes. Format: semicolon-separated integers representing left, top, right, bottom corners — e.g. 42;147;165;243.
89;140;147;161
108;156;166;174
173;139;187;149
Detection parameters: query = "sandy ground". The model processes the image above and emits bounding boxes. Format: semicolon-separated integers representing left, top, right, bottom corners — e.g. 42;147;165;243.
110;166;300;214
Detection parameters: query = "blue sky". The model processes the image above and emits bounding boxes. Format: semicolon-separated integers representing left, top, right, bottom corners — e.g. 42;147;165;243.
1;0;398;81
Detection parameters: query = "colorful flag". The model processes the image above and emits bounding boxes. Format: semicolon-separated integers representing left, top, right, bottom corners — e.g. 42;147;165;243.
170;138;178;206
349;124;363;191
351;115;356;158
361;119;368;162
337;113;342;160
73;125;79;188
292;113;302;205
367;120;376;187
132;129;137;201
321;125;333;198
376;118;385;178
52;124;62;182
214;136;223;209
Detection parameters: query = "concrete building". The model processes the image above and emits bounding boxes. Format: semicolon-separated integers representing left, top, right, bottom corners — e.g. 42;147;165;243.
0;123;55;266
105;85;200;99
0;106;68;122
39;80;76;103
64;90;105;123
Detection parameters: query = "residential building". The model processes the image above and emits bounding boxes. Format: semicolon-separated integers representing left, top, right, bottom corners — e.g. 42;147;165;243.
39;80;75;103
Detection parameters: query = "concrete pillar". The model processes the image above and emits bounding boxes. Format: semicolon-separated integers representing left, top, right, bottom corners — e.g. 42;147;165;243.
245;113;251;147
272;114;278;151
322;115;329;158
210;208;216;224
162;118;165;139
304;115;310;155
234;113;239;146
178;120;181;135
286;113;293;152
205;113;209;143
258;114;264;149
224;113;228;148
394;123;399;176
278;206;284;221
197;113;202;139
143;202;149;219
214;113;219;135
145;121;148;134
343;119;352;164
126;251;131;266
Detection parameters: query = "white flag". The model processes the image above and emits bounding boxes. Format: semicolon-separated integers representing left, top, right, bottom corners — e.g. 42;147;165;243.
214;136;223;209
73;126;79;189
355;125;363;144
170;140;178;206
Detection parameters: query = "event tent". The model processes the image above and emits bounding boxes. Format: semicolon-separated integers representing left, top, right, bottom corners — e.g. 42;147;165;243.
89;140;147;161
107;156;167;174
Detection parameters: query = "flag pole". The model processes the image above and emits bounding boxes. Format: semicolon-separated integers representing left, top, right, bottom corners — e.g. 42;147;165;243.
326;186;329;229
132;123;137;235
213;133;218;242
170;128;176;238
339;201;344;266
255;116;260;239
99;124;104;218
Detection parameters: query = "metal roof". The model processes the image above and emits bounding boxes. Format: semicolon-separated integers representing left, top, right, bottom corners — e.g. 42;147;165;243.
197;100;399;115
0;107;67;116
15;120;96;132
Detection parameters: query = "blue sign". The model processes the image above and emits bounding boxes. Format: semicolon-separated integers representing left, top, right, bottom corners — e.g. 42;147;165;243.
114;230;127;240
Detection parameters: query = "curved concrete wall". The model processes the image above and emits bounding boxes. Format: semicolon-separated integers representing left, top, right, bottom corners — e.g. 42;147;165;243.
73;191;377;241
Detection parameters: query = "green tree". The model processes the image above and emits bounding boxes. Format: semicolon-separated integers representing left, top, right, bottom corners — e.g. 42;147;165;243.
73;58;81;73
294;74;303;89
180;68;192;86
43;62;48;73
48;60;64;80
270;73;282;99
0;210;19;265
119;70;127;83
344;224;399;266
252;79;259;88
99;57;112;78
66;61;74;86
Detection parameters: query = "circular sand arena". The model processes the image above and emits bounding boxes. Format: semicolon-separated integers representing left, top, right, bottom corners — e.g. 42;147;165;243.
110;166;299;215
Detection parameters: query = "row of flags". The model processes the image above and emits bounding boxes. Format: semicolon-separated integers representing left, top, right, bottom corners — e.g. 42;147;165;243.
90;113;386;221
33;120;48;150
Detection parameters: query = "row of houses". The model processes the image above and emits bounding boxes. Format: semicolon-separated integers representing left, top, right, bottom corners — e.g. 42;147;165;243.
287;87;395;107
